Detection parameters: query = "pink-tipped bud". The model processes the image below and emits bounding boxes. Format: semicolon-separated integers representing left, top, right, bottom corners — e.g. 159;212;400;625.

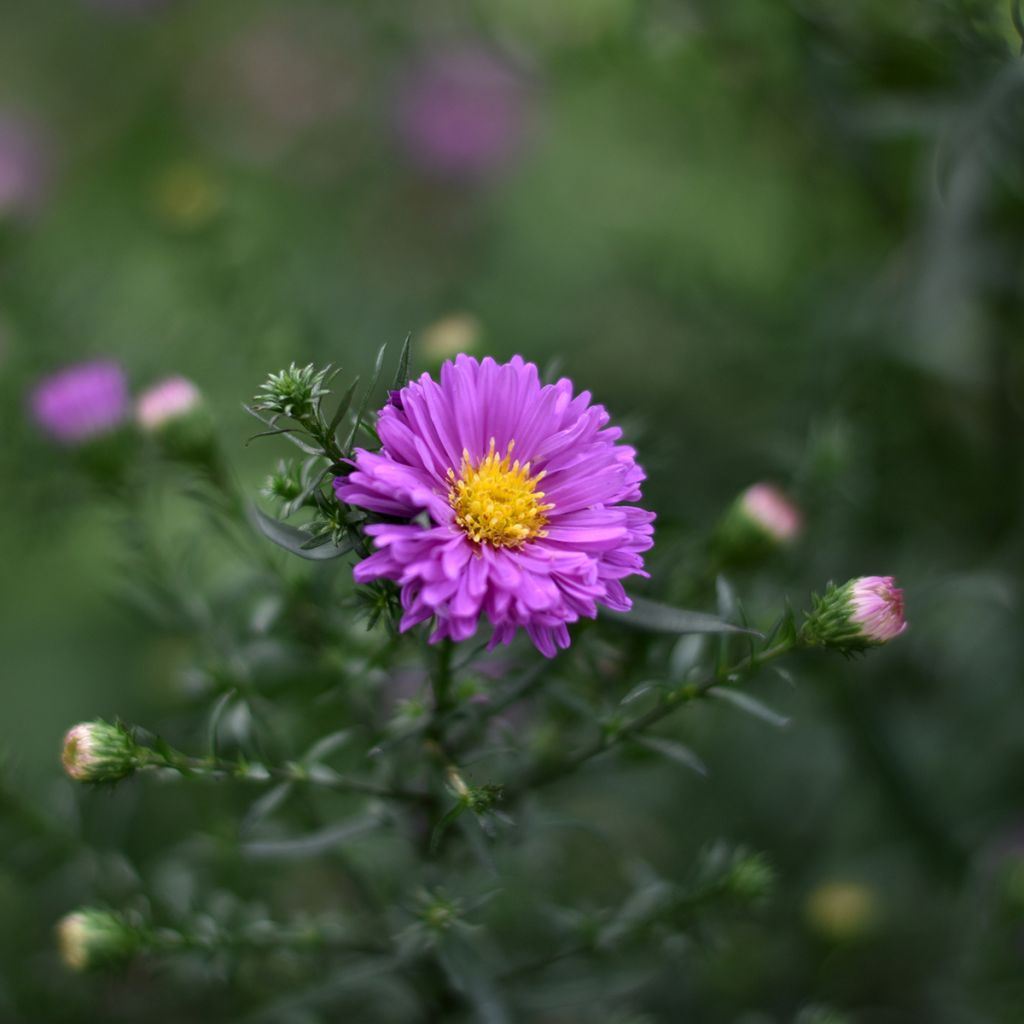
849;576;908;644
739;484;802;544
716;482;802;564
802;576;907;652
61;721;139;784
136;376;201;431
57;909;139;972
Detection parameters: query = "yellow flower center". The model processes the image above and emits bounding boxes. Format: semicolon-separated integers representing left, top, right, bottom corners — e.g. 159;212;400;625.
448;439;553;548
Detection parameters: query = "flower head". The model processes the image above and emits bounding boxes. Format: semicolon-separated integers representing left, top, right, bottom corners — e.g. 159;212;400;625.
396;47;532;181
136;376;201;431
335;355;654;657
61;721;139;784
57;909;139;972
30;360;128;444
801;575;907;652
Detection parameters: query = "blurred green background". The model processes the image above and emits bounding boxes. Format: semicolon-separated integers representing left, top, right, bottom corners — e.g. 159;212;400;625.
3;1;1024;1021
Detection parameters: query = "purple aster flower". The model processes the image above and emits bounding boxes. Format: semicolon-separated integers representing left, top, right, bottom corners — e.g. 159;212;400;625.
335;355;655;657
30;360;128;444
396;47;532;181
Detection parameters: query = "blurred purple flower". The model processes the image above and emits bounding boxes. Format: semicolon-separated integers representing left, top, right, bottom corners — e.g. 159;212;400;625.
30;360;128;444
396;47;532;181
0;114;52;219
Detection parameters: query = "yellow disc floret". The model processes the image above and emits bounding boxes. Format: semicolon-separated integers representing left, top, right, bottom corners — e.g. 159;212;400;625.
448;439;553;548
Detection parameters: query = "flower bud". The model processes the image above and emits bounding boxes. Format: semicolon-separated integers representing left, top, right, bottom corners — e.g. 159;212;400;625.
136;376;201;432
801;576;907;653
137;376;215;463
254;363;332;423
61;721;140;784
726;850;776;906
57;909;140;972
715;483;802;564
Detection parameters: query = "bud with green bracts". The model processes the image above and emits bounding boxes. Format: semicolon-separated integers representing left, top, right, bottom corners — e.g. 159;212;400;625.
56;909;141;972
61;720;141;784
801;576;906;653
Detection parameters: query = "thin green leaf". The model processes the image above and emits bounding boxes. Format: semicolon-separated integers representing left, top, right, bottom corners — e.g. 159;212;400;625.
328;375;360;438
239;781;294;836
709;687;790;728
633;735;708;777
207;689;237;760
249;504;354;561
608;596;762;636
429;802;468;855
243;813;381;860
342;343;387;453
391;332;412;390
303;729;352;764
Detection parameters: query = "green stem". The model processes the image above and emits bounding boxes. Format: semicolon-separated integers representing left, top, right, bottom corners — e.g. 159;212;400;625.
509;641;794;797
141;748;430;805
149;923;390;959
429;640;455;723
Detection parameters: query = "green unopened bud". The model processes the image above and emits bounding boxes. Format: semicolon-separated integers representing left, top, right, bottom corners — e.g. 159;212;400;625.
727;851;776;906
61;721;140;784
262;459;305;507
57;909;141;972
801;576;907;653
254;363;332;423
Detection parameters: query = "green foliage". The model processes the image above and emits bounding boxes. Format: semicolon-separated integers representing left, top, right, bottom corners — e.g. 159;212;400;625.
3;2;1024;1022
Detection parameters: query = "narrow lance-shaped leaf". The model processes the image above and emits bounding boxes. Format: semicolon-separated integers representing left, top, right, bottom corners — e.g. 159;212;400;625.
206;689;237;760
608;596;762;636
632;734;709;777
709;687;790;728
391;332;412;391
243;814;381;860
249;504;354;561
343;343;387;452
328;375;361;440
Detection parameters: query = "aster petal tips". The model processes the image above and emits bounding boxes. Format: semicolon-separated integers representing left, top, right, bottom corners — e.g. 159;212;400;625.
336;354;655;657
801;576;907;653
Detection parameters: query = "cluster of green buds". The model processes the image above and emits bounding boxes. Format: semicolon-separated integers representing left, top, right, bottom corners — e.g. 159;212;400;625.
61;721;142;784
254;362;334;425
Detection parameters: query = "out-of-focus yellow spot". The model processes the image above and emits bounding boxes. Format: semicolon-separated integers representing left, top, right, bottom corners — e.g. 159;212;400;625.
421;312;481;361
152;161;223;231
804;880;880;943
